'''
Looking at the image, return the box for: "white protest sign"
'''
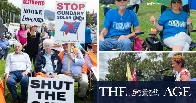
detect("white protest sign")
[91,67,98,80]
[28,77,74,103]
[21,0,45,26]
[55,1,86,43]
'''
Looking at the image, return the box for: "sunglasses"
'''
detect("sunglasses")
[116,0,127,2]
[30,35,36,38]
[172,1,182,3]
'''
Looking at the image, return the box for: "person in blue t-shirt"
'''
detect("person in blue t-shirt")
[150,0,193,51]
[85,23,92,51]
[99,0,141,51]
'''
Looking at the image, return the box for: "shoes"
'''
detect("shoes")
[12,96,20,103]
[79,97,89,103]
[21,99,27,103]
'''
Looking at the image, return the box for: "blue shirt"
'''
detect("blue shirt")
[158,9,189,40]
[104,8,139,37]
[0,38,9,49]
[62,49,85,75]
[43,52,53,75]
[85,28,92,43]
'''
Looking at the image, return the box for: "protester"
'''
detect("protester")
[99,0,141,51]
[0,33,10,60]
[16,24,29,51]
[34,39,62,77]
[85,39,97,70]
[24,24,45,64]
[58,43,88,101]
[85,23,92,51]
[5,42,31,103]
[150,0,193,51]
[172,55,191,81]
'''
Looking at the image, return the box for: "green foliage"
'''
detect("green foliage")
[105,53,141,81]
[0,1,21,23]
[86,11,97,25]
[105,52,196,81]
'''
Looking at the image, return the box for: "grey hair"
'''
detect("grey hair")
[14,42,22,48]
[43,39,54,48]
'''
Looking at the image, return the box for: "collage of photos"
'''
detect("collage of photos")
[0,0,196,103]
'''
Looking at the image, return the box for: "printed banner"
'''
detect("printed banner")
[21,0,45,26]
[55,1,86,43]
[28,77,74,103]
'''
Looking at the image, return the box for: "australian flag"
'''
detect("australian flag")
[60,21,80,35]
[132,67,137,81]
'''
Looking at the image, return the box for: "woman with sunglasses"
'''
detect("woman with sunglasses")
[150,0,193,51]
[24,24,45,64]
[172,55,190,81]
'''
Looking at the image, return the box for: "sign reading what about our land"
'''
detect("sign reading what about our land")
[55,1,86,43]
[21,0,45,26]
[27,77,74,103]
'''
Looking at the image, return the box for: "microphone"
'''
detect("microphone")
[159,68,170,73]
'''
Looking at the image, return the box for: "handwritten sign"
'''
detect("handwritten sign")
[21,0,45,26]
[28,77,74,103]
[55,1,86,43]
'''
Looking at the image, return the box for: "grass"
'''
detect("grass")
[0,47,93,103]
[99,0,196,50]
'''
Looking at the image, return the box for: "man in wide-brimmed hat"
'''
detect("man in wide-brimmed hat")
[85,38,97,71]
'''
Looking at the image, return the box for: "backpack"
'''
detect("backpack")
[143,37,163,51]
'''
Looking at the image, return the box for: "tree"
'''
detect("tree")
[105,52,196,81]
[86,11,97,25]
[105,53,141,81]
[0,1,21,24]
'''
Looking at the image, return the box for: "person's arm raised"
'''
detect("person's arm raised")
[150,16,163,31]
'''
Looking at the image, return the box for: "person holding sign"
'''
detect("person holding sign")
[34,39,62,78]
[5,42,32,103]
[99,0,141,51]
[58,43,88,99]
[24,24,45,64]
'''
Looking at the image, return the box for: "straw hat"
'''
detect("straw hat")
[89,38,97,46]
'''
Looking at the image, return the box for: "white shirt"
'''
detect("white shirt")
[5,52,32,74]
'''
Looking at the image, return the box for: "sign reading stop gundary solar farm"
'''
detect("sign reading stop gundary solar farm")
[55,1,86,43]
[21,0,45,26]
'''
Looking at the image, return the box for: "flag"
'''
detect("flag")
[132,67,137,81]
[126,63,132,81]
[91,9,94,18]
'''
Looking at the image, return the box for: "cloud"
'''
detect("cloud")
[99,52,119,79]
[8,0,97,13]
